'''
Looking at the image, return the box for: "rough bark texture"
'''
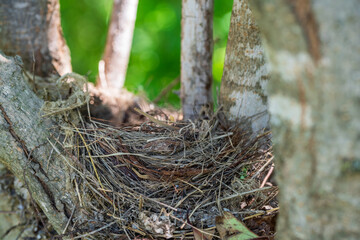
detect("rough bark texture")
[219,0,269,135]
[0,0,71,77]
[98,0,138,90]
[181,0,213,120]
[0,167,30,239]
[0,54,76,233]
[249,0,360,239]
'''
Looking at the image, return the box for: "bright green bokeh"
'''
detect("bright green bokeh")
[60,0,232,108]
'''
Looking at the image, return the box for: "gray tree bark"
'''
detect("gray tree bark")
[0,0,72,77]
[98,0,139,91]
[181,0,213,120]
[0,1,72,237]
[249,0,360,239]
[219,0,270,136]
[0,54,76,234]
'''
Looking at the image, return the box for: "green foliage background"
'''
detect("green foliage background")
[60,0,232,108]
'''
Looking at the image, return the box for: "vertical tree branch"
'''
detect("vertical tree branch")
[99,0,139,90]
[219,0,270,136]
[181,0,213,120]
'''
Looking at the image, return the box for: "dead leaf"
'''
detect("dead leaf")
[139,211,174,239]
[193,227,215,240]
[216,212,258,240]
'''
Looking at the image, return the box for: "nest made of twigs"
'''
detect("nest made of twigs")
[57,109,277,239]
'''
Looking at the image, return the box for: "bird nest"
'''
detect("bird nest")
[55,108,277,239]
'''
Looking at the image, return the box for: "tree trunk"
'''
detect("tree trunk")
[0,0,71,77]
[0,54,76,234]
[249,0,360,239]
[219,0,270,136]
[98,0,138,91]
[0,1,72,237]
[181,0,213,120]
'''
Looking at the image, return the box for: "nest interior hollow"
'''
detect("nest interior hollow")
[59,112,277,239]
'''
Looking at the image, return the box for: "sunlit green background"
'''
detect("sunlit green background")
[60,0,232,108]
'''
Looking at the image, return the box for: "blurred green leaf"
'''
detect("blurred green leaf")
[60,0,233,108]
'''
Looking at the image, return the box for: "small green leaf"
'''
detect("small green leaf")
[215,212,258,240]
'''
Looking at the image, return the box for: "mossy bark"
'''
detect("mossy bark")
[219,0,270,136]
